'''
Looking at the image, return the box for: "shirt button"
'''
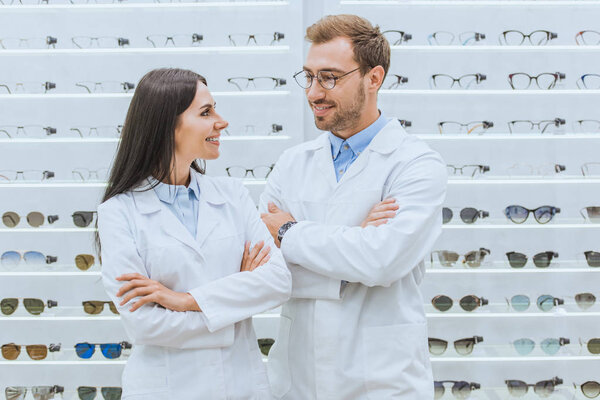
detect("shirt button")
[343,145,349,150]
[339,169,344,174]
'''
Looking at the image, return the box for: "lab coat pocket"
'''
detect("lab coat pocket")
[363,322,430,399]
[122,347,169,395]
[267,315,292,398]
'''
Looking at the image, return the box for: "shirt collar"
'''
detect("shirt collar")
[150,168,200,205]
[328,111,388,159]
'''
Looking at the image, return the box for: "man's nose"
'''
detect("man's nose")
[306,81,326,103]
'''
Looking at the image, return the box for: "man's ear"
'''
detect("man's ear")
[368,65,385,92]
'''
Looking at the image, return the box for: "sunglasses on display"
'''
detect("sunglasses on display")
[1,343,61,360]
[146,33,203,48]
[438,120,493,134]
[504,205,560,224]
[505,251,559,269]
[581,206,600,223]
[72,168,109,182]
[2,212,59,228]
[228,32,284,46]
[428,336,484,356]
[258,338,274,356]
[225,165,274,179]
[69,125,122,138]
[293,68,360,90]
[227,76,286,91]
[507,294,564,312]
[0,125,57,139]
[382,74,408,90]
[0,81,56,94]
[576,30,600,45]
[71,36,129,49]
[72,211,97,228]
[431,248,491,268]
[77,386,122,400]
[222,124,283,136]
[5,385,64,400]
[442,208,489,224]
[508,72,565,90]
[75,254,96,270]
[576,381,600,398]
[0,36,57,50]
[0,298,57,315]
[581,338,600,354]
[0,170,54,182]
[431,294,488,312]
[431,73,486,89]
[575,292,596,310]
[446,164,490,178]
[74,341,131,359]
[584,251,600,267]
[499,30,557,46]
[507,117,565,134]
[75,81,135,94]
[505,377,563,397]
[381,30,412,45]
[512,337,569,356]
[82,301,119,315]
[1,251,57,266]
[434,381,480,399]
[428,31,486,46]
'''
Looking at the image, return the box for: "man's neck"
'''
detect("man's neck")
[331,107,380,140]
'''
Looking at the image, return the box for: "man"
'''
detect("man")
[260,14,447,400]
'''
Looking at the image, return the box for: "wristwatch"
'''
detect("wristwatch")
[277,221,297,244]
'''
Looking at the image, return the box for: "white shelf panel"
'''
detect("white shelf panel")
[0,361,125,365]
[0,271,101,276]
[0,91,290,100]
[0,135,291,143]
[0,46,290,56]
[442,224,600,230]
[342,0,600,5]
[417,134,600,140]
[430,356,600,362]
[0,316,119,321]
[426,268,600,274]
[379,90,600,96]
[0,228,95,233]
[0,1,289,10]
[426,312,600,318]
[391,45,600,52]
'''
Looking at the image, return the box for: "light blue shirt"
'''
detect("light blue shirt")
[328,111,389,182]
[151,171,200,238]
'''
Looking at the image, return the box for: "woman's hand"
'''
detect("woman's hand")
[361,198,399,228]
[241,241,271,272]
[116,273,201,312]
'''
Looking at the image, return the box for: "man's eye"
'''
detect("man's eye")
[322,72,336,80]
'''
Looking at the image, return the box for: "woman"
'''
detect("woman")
[96,68,291,399]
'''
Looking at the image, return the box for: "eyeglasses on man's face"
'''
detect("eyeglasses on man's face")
[499,30,557,46]
[293,68,360,90]
[146,33,203,48]
[0,36,57,49]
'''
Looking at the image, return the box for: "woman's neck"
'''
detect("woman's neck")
[167,160,192,187]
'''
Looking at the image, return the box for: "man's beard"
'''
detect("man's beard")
[313,84,366,133]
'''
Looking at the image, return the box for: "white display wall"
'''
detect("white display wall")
[1,0,600,398]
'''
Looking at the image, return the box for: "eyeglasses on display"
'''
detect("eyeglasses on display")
[74,341,131,359]
[228,32,284,46]
[75,81,135,93]
[398,119,411,128]
[0,298,57,315]
[434,381,480,399]
[446,164,490,177]
[1,251,57,266]
[146,33,203,47]
[575,119,600,133]
[576,30,600,45]
[582,163,600,177]
[222,124,282,136]
[0,81,56,94]
[431,294,488,312]
[505,251,559,268]
[428,336,484,356]
[293,68,359,90]
[72,211,97,228]
[228,76,286,91]
[225,165,274,179]
[72,168,109,182]
[0,125,57,138]
[508,72,565,90]
[508,117,565,134]
[438,120,493,134]
[382,74,408,90]
[507,294,564,312]
[506,163,565,177]
[505,377,563,397]
[1,343,60,360]
[431,73,486,89]
[431,248,491,268]
[0,36,57,49]
[258,338,274,356]
[382,30,412,45]
[2,212,59,228]
[71,36,129,49]
[69,125,122,138]
[5,385,64,400]
[77,386,122,400]
[512,337,569,356]
[581,206,600,223]
[499,30,557,46]
[428,31,485,46]
[0,170,54,182]
[578,74,600,90]
[576,381,600,398]
[504,205,560,224]
[442,207,489,224]
[82,301,118,315]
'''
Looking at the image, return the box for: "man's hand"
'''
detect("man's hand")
[361,198,399,228]
[260,202,296,247]
[241,240,271,272]
[116,273,200,312]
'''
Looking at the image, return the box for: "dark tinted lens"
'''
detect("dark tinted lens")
[588,338,600,354]
[505,205,529,223]
[582,381,600,398]
[25,344,47,360]
[75,254,95,270]
[75,343,94,359]
[506,380,528,396]
[532,252,553,268]
[576,293,596,310]
[1,298,18,315]
[534,206,554,224]
[26,212,44,227]
[2,211,20,228]
[432,295,453,311]
[511,295,530,311]
[436,251,459,267]
[77,386,96,400]
[434,382,444,399]
[108,302,119,314]
[459,295,480,311]
[537,295,556,312]
[101,387,122,400]
[452,381,473,399]
[459,208,479,223]
[534,379,556,397]
[454,338,475,355]
[73,212,93,227]
[257,338,274,356]
[464,250,487,267]
[82,301,103,315]
[586,206,600,223]
[1,343,21,360]
[585,251,600,267]
[100,343,122,359]
[442,208,453,224]
[507,252,528,268]
[23,298,44,315]
[428,338,448,355]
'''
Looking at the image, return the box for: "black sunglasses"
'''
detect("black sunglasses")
[506,251,559,268]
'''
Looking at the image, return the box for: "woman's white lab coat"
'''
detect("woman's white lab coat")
[98,172,291,400]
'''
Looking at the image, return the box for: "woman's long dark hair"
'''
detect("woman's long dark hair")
[95,68,207,258]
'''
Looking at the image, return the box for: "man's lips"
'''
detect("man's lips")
[312,104,334,116]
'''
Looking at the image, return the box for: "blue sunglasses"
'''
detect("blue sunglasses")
[74,342,131,359]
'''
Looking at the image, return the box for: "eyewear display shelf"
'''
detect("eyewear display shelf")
[0,0,304,396]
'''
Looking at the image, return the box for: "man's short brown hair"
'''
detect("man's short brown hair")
[306,14,390,80]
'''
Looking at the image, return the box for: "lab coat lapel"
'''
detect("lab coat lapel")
[312,134,337,190]
[195,173,226,249]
